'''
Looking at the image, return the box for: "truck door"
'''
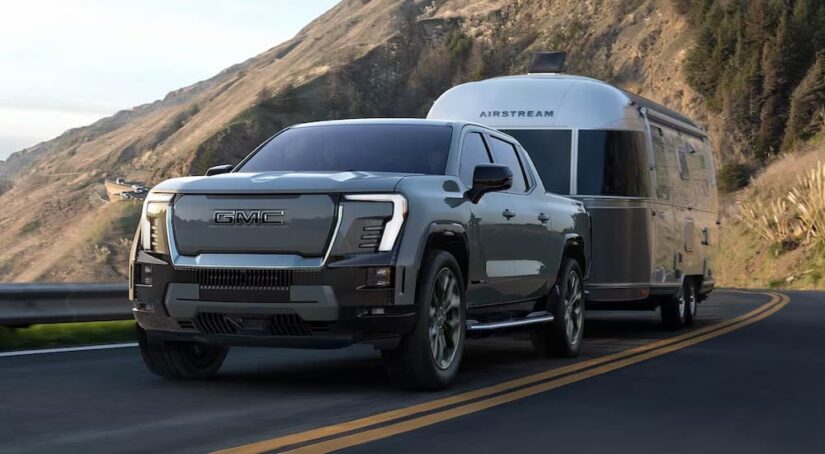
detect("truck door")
[457,131,500,307]
[481,135,548,302]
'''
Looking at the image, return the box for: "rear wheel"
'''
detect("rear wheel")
[137,325,228,379]
[661,278,694,330]
[531,258,585,358]
[684,280,699,326]
[382,250,466,390]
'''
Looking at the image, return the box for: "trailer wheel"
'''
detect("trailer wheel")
[137,325,228,379]
[661,279,692,330]
[531,258,585,358]
[684,280,699,326]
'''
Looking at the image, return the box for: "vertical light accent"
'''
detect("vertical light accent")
[344,194,408,251]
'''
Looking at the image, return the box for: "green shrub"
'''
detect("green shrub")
[718,162,750,192]
[768,278,786,289]
[20,220,41,235]
[446,30,473,60]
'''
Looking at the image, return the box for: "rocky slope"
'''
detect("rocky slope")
[0,0,711,282]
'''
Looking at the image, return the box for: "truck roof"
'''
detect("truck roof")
[290,118,487,130]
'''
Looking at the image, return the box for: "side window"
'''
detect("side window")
[458,132,492,187]
[652,126,672,200]
[577,130,651,197]
[487,136,528,193]
[685,135,712,208]
[677,141,690,181]
[660,126,692,206]
[502,129,572,194]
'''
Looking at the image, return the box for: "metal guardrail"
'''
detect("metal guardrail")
[0,283,131,326]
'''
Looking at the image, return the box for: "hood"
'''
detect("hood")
[151,171,409,194]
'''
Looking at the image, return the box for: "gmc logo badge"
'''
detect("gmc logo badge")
[213,210,285,225]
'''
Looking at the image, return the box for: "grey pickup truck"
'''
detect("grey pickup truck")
[130,119,590,389]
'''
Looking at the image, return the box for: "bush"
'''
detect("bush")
[20,220,41,235]
[446,30,473,60]
[718,162,750,192]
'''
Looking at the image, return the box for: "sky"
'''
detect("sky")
[0,0,339,161]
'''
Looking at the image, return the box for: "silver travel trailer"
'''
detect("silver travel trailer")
[427,53,718,328]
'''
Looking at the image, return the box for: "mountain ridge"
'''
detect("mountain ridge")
[0,0,804,283]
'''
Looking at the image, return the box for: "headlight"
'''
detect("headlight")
[140,192,174,253]
[344,194,407,252]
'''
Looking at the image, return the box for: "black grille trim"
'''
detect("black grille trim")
[180,268,292,290]
[194,312,313,337]
[174,268,322,289]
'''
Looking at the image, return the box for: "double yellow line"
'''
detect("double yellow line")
[217,292,789,454]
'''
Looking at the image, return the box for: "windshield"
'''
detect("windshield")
[238,124,453,174]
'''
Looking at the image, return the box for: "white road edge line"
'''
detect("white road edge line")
[0,342,138,358]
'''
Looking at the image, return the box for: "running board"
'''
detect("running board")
[466,311,555,332]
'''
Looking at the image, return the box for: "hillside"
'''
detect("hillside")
[715,133,825,289]
[0,0,822,283]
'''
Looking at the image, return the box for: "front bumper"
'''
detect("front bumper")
[131,252,416,349]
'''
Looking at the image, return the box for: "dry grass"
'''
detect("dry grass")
[788,164,825,243]
[717,135,825,289]
[736,160,825,248]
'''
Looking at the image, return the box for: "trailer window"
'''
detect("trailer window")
[577,130,650,197]
[652,126,674,200]
[501,129,571,194]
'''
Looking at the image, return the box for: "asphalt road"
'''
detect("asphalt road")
[0,290,821,453]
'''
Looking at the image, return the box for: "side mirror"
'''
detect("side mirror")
[466,164,512,203]
[205,164,233,176]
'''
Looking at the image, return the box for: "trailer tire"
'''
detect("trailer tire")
[661,279,692,330]
[684,279,699,326]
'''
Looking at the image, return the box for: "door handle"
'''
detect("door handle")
[538,213,550,224]
[502,209,516,220]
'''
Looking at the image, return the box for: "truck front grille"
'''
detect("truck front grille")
[173,268,323,303]
[182,268,293,290]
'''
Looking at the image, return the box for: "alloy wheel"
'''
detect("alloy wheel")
[563,270,584,346]
[429,268,462,370]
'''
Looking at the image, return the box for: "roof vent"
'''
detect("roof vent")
[528,51,567,74]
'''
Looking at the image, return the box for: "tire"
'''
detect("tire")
[683,279,699,326]
[137,325,228,380]
[382,250,466,390]
[661,279,693,330]
[531,258,585,358]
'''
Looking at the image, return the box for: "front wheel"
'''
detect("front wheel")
[531,258,585,358]
[137,325,228,379]
[382,250,466,390]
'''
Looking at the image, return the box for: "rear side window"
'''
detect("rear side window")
[487,136,528,193]
[502,129,572,194]
[458,132,492,186]
[577,130,650,197]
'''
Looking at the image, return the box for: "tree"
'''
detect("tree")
[783,55,825,149]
